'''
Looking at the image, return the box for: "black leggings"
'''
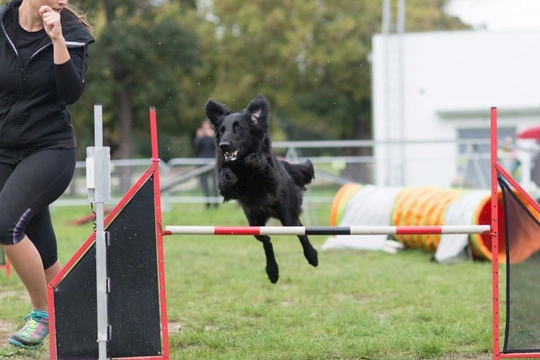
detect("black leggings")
[0,148,76,269]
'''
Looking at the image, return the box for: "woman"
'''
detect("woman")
[0,0,94,349]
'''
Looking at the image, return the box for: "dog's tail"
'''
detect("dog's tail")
[282,159,315,190]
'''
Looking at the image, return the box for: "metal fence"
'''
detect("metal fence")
[56,137,540,209]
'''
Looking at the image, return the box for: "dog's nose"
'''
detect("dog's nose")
[220,142,231,152]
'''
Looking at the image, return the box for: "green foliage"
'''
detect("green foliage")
[69,0,200,160]
[67,0,469,159]
[196,1,376,141]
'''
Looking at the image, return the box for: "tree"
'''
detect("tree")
[194,0,468,144]
[69,0,468,166]
[189,0,469,183]
[68,0,200,192]
[70,0,200,161]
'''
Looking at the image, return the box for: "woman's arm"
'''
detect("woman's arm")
[40,5,89,104]
[54,48,89,104]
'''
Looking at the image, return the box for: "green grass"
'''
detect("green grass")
[0,201,502,359]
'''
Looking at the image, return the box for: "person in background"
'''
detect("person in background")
[498,136,521,181]
[194,119,218,209]
[0,0,94,349]
[532,149,540,188]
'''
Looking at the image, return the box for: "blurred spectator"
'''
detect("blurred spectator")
[498,137,521,181]
[532,149,540,187]
[194,119,218,209]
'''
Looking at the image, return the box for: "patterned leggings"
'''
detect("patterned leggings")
[0,148,76,269]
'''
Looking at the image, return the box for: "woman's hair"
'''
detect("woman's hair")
[6,1,94,33]
[64,3,94,34]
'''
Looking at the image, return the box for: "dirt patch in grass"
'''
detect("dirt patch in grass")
[439,353,492,359]
[0,319,12,344]
[169,321,182,333]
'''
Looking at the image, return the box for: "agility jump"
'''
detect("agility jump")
[46,106,540,360]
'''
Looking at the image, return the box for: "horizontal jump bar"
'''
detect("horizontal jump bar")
[163,225,491,236]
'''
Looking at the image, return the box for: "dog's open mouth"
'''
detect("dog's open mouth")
[224,148,242,162]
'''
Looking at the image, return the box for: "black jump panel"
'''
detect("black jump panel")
[499,175,540,354]
[54,175,162,358]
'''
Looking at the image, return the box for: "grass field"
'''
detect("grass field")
[0,199,503,359]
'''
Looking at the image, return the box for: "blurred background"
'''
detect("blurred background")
[52,0,540,209]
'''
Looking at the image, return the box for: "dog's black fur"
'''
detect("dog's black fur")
[204,94,318,283]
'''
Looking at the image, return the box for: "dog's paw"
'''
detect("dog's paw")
[220,188,238,199]
[220,170,238,190]
[305,247,319,267]
[244,153,265,169]
[266,264,279,284]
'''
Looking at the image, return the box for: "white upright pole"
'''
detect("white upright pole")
[87,105,111,360]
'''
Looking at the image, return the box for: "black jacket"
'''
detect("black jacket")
[0,0,94,159]
[194,135,216,158]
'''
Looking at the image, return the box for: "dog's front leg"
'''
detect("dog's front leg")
[255,235,279,284]
[244,153,268,170]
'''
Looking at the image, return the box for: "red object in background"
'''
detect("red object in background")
[517,125,540,139]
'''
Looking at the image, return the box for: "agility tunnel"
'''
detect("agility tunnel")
[326,182,540,263]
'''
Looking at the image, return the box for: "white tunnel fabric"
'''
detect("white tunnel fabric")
[321,185,403,252]
[435,190,489,263]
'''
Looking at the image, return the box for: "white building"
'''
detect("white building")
[371,30,540,192]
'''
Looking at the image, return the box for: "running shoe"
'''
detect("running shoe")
[7,310,49,349]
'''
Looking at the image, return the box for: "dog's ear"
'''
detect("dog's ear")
[204,99,230,127]
[247,94,269,124]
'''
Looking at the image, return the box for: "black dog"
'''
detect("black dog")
[204,94,318,283]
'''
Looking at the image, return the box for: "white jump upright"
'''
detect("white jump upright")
[85,105,111,360]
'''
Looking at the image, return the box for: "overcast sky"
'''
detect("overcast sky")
[446,0,540,31]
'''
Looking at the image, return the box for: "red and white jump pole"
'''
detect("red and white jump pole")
[164,225,490,236]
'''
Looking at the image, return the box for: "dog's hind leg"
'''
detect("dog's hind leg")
[297,233,319,268]
[281,219,319,268]
[255,235,279,284]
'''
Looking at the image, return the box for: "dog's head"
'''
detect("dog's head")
[204,95,270,163]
